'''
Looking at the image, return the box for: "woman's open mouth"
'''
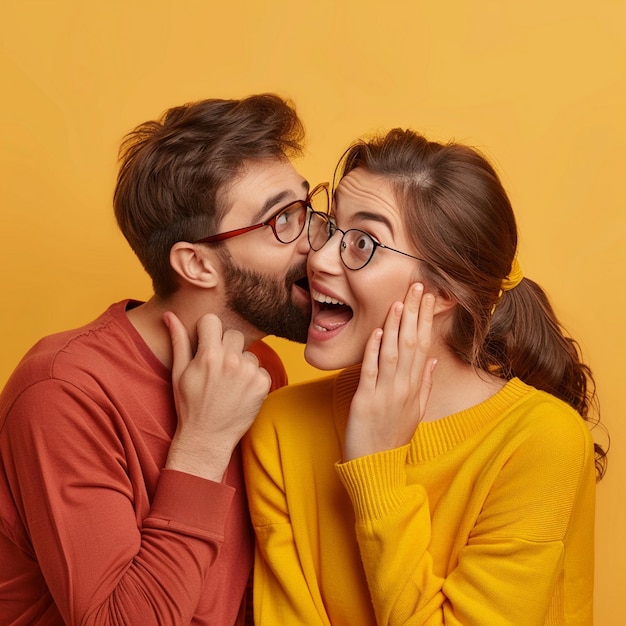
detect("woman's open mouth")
[310,288,353,332]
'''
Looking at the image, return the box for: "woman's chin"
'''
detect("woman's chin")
[304,342,360,372]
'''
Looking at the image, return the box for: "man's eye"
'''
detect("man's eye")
[275,211,290,228]
[275,204,299,228]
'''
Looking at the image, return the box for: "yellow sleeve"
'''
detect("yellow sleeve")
[335,413,596,625]
[336,446,448,624]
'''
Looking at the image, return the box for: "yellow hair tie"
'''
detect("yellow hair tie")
[501,257,523,292]
[491,258,523,315]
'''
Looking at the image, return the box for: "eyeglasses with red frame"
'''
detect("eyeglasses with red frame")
[194,183,329,245]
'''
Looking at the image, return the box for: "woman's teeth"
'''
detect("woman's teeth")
[311,289,345,306]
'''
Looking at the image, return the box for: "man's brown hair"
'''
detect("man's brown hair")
[114,94,304,298]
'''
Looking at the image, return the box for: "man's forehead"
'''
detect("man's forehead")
[222,159,308,222]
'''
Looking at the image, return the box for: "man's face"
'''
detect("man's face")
[214,158,312,343]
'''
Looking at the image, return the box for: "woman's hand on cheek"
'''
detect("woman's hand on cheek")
[343,283,437,462]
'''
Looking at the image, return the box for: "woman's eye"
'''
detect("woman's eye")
[351,232,375,256]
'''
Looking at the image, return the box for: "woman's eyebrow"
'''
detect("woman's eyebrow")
[352,210,394,232]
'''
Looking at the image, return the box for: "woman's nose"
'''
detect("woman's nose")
[307,230,343,274]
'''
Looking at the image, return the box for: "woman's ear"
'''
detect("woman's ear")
[433,290,456,317]
[169,242,220,288]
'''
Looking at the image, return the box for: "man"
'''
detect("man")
[0,94,326,625]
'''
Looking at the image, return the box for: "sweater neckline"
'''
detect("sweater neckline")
[333,365,533,462]
[109,300,171,380]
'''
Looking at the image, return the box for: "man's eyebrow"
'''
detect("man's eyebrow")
[253,180,310,222]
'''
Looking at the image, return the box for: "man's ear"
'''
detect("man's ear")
[169,242,220,288]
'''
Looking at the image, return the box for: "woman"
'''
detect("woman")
[243,129,606,625]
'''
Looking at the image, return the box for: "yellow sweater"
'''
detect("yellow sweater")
[243,367,596,625]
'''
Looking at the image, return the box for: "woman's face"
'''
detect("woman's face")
[305,168,425,370]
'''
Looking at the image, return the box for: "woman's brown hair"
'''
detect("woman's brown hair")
[340,128,607,479]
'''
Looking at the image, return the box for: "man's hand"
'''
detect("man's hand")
[163,312,271,481]
[344,283,436,462]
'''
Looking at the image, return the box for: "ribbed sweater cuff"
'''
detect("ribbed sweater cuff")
[335,445,411,523]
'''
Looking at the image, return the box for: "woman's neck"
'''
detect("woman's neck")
[421,351,506,422]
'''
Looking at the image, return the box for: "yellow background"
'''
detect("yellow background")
[1,1,624,622]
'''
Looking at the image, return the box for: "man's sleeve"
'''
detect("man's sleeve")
[2,378,236,625]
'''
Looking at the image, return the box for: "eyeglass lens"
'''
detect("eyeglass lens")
[274,184,329,243]
[308,213,376,270]
[273,202,308,243]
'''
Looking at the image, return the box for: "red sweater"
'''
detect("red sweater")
[0,300,287,625]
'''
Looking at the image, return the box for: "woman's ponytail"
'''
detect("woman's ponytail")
[487,278,607,479]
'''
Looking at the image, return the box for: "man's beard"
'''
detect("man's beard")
[220,255,311,344]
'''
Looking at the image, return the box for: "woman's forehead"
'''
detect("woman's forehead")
[335,169,403,229]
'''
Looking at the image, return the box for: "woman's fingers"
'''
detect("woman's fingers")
[417,358,437,422]
[375,301,404,388]
[396,283,425,375]
[358,327,384,393]
[409,290,435,381]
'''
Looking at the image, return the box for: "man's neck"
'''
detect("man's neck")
[126,297,176,368]
[126,295,264,369]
